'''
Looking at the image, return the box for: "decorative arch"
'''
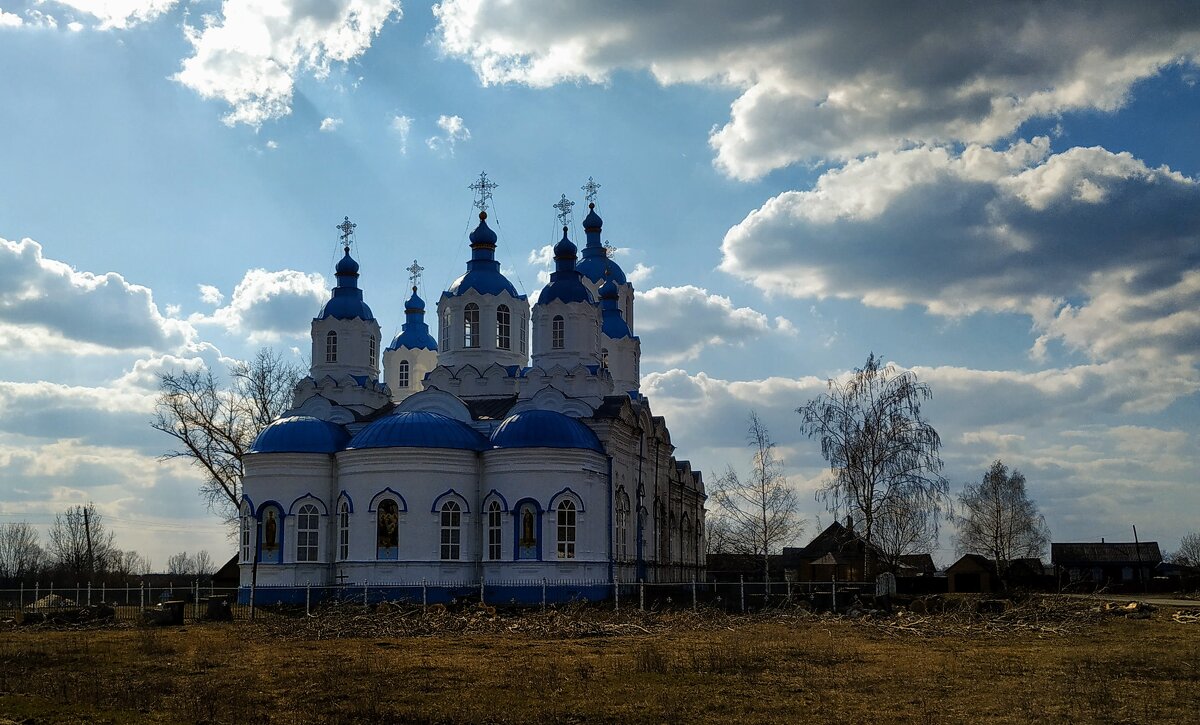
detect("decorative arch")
[288,493,328,516]
[548,486,585,513]
[255,500,285,564]
[396,388,473,421]
[430,488,470,514]
[325,330,338,362]
[240,494,256,513]
[482,489,510,512]
[512,497,543,561]
[336,490,354,513]
[368,487,408,513]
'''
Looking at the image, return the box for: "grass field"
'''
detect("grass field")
[1,601,1197,724]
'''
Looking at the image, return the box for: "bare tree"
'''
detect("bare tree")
[704,514,736,555]
[873,496,939,570]
[166,551,195,577]
[152,348,304,524]
[112,549,152,579]
[48,503,117,579]
[710,412,804,582]
[955,460,1050,578]
[1169,531,1200,566]
[798,353,949,577]
[0,522,45,582]
[193,550,216,577]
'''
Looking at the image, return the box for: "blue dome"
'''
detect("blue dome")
[599,280,619,299]
[553,228,577,259]
[491,410,605,453]
[318,249,375,321]
[445,212,525,300]
[536,228,593,306]
[348,411,489,451]
[387,286,437,351]
[251,416,350,454]
[335,249,359,276]
[582,203,602,230]
[469,213,498,246]
[600,278,632,339]
[576,255,627,286]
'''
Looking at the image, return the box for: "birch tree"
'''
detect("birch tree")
[954,460,1050,574]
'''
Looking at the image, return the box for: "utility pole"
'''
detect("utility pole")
[83,505,95,579]
[1132,524,1143,591]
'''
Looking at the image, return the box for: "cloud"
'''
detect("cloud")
[198,284,224,305]
[47,0,177,30]
[174,0,402,127]
[319,116,343,132]
[433,0,1200,178]
[389,113,412,153]
[627,262,654,286]
[720,141,1200,372]
[0,237,193,352]
[636,285,790,364]
[0,10,24,27]
[190,268,328,341]
[425,114,470,154]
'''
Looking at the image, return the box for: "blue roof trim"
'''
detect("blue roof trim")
[444,268,525,299]
[576,254,627,285]
[548,486,586,513]
[336,490,354,514]
[602,310,632,339]
[490,410,605,453]
[536,276,595,305]
[387,329,438,351]
[250,416,350,454]
[348,411,490,451]
[483,489,510,512]
[289,494,328,516]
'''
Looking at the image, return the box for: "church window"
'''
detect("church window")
[369,335,377,365]
[337,501,350,561]
[556,500,576,559]
[376,499,399,560]
[297,504,319,562]
[681,515,691,565]
[440,501,462,560]
[601,348,609,369]
[397,360,410,388]
[496,305,511,349]
[519,313,527,353]
[325,331,338,363]
[552,315,564,349]
[464,304,480,348]
[240,503,253,563]
[487,501,502,560]
[616,491,630,561]
[441,310,450,348]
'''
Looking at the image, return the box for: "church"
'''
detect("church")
[239,177,706,604]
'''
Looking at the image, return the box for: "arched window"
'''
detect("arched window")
[441,310,450,348]
[297,504,319,562]
[376,499,399,560]
[556,500,576,559]
[325,330,338,363]
[464,303,480,348]
[519,313,527,353]
[496,305,511,349]
[397,359,410,388]
[668,512,677,561]
[615,491,630,561]
[368,335,377,365]
[601,348,609,369]
[240,503,253,563]
[487,500,502,560]
[337,501,350,561]
[552,315,565,349]
[681,515,691,565]
[440,501,462,560]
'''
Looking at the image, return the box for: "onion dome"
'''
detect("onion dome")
[347,411,489,451]
[318,247,376,320]
[576,203,627,285]
[600,279,632,339]
[386,286,438,351]
[445,211,524,298]
[250,416,350,454]
[490,410,605,453]
[535,227,594,306]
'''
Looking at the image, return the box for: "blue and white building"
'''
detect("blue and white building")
[240,193,706,604]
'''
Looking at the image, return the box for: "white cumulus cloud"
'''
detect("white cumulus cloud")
[174,0,402,127]
[46,0,177,30]
[636,285,789,364]
[425,114,470,154]
[389,113,413,153]
[319,116,343,132]
[190,268,328,341]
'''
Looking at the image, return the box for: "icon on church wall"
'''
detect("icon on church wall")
[259,507,282,564]
[517,503,538,560]
[376,499,399,560]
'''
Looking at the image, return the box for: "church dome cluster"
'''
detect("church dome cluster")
[238,175,704,607]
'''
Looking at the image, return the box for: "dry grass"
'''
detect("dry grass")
[0,601,1197,724]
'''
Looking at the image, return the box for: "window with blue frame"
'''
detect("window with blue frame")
[517,502,538,560]
[325,331,337,363]
[240,503,253,563]
[487,501,502,560]
[556,500,576,559]
[296,504,319,562]
[337,500,350,561]
[376,499,399,560]
[440,501,461,560]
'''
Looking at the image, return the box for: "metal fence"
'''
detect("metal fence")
[0,578,876,625]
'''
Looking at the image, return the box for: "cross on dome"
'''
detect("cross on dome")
[469,171,499,212]
[553,194,575,226]
[337,216,356,247]
[407,259,424,288]
[603,240,617,258]
[581,176,601,203]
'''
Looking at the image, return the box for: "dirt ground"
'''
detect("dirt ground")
[1,600,1197,724]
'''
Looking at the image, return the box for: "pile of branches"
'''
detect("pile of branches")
[1172,610,1200,625]
[860,595,1112,639]
[251,600,733,641]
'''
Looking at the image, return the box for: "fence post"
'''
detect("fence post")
[34,583,39,612]
[639,579,645,611]
[363,581,369,607]
[306,582,311,617]
[76,582,80,607]
[831,574,837,612]
[249,577,256,621]
[480,575,485,605]
[422,579,427,609]
[613,576,619,612]
[740,575,746,613]
[101,582,106,605]
[691,577,697,611]
[786,579,792,603]
[20,582,24,609]
[541,578,547,612]
[140,582,145,610]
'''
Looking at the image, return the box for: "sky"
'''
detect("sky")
[0,0,1197,569]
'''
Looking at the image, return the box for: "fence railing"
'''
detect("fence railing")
[0,577,877,625]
